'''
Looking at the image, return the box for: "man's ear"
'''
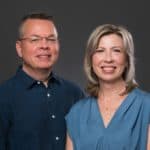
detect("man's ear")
[16,41,23,58]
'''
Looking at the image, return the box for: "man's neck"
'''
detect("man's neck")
[22,66,51,86]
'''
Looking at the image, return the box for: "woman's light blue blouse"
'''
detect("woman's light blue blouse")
[65,88,150,150]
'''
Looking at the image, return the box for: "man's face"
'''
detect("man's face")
[16,19,59,73]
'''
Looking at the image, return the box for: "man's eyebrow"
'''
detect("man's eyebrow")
[28,34,57,37]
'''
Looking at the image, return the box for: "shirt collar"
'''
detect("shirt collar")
[15,66,61,89]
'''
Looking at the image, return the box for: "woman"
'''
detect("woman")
[65,24,150,150]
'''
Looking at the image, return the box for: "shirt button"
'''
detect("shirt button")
[37,81,41,84]
[55,136,60,141]
[47,93,51,97]
[51,115,56,119]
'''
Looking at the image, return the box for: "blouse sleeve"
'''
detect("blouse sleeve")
[65,101,82,141]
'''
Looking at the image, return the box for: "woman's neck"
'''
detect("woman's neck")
[98,80,126,99]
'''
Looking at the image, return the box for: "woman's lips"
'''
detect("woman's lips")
[101,66,116,73]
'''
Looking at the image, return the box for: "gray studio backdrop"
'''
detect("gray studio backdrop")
[0,0,150,91]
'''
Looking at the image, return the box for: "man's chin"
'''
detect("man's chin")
[36,66,52,71]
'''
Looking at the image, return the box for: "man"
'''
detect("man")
[0,13,84,150]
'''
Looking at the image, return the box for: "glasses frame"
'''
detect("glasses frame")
[19,35,58,45]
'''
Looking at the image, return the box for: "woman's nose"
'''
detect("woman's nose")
[104,52,113,62]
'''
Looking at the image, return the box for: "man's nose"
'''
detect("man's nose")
[40,38,49,48]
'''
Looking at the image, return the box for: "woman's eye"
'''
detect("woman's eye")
[95,49,104,53]
[113,49,121,52]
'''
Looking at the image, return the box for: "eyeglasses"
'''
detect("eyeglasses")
[19,36,58,45]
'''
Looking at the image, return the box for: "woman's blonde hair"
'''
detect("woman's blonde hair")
[84,24,138,97]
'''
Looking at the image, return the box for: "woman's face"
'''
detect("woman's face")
[92,33,127,84]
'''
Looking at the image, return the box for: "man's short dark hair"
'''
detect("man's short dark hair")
[18,12,55,39]
[21,12,54,22]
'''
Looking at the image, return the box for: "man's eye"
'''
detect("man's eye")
[31,38,40,42]
[47,38,57,41]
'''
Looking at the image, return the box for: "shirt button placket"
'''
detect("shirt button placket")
[51,114,56,119]
[55,136,60,141]
[47,93,51,98]
[37,81,41,85]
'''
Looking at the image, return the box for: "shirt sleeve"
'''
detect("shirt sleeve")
[0,89,12,150]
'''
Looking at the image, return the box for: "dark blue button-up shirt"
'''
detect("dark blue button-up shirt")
[0,67,85,150]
